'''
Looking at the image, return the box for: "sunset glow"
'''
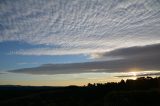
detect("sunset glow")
[0,0,160,86]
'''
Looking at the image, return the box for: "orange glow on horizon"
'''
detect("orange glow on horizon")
[129,68,143,72]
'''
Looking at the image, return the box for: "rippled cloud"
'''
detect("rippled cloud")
[0,0,160,56]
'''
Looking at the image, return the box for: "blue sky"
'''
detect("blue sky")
[0,0,160,86]
[0,41,89,71]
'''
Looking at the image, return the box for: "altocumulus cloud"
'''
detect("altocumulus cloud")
[0,0,160,56]
[9,43,160,75]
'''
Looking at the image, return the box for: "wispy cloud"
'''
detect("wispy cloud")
[0,0,160,56]
[9,44,160,75]
[17,62,39,65]
[115,72,160,78]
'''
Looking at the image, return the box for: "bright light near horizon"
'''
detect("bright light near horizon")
[126,70,160,77]
[126,68,142,76]
[129,68,142,72]
[129,72,137,76]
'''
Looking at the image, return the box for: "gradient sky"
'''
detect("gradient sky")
[0,0,160,86]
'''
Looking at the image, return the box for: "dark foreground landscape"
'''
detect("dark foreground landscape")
[0,77,160,106]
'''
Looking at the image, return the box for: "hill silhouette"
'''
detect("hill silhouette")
[0,76,160,106]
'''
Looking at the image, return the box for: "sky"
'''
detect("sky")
[0,0,160,86]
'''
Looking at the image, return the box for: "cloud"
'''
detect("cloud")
[115,72,160,78]
[0,72,6,74]
[0,0,160,56]
[9,43,160,75]
[17,62,39,65]
[11,47,107,56]
[90,43,160,60]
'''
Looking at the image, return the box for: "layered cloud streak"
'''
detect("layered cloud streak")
[9,43,160,75]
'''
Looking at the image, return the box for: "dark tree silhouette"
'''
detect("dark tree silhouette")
[0,77,160,106]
